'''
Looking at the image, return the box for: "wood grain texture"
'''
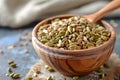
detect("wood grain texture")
[32,15,116,76]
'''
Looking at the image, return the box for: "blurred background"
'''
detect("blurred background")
[0,0,120,80]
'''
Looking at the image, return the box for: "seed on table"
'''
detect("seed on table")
[97,66,104,73]
[10,73,15,77]
[25,49,30,53]
[19,43,28,47]
[36,71,41,74]
[5,73,9,77]
[10,63,17,68]
[47,76,53,80]
[10,73,20,79]
[45,65,49,69]
[25,77,33,80]
[22,30,29,35]
[73,76,79,80]
[7,67,12,73]
[13,73,20,79]
[48,67,55,72]
[0,50,3,54]
[7,45,15,49]
[8,60,14,65]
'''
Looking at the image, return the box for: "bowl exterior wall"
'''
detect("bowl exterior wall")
[32,37,115,76]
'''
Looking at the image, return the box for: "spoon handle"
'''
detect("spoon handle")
[87,0,120,22]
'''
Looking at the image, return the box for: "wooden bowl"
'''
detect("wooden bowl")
[32,15,116,76]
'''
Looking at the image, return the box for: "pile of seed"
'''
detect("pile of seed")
[6,60,20,79]
[37,16,111,50]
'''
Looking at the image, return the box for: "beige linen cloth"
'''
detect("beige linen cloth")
[0,0,120,28]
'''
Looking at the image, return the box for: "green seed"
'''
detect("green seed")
[48,67,55,72]
[36,71,41,74]
[24,77,33,80]
[96,39,103,46]
[7,67,12,73]
[41,39,48,44]
[87,42,94,48]
[8,60,14,65]
[101,36,108,41]
[57,39,62,47]
[73,28,75,32]
[10,63,17,68]
[10,73,15,77]
[45,42,55,47]
[5,73,9,77]
[97,66,104,73]
[68,26,72,33]
[47,76,53,80]
[73,76,79,80]
[12,73,20,79]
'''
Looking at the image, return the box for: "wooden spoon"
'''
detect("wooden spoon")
[85,0,120,23]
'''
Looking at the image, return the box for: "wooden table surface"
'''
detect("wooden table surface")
[0,18,120,80]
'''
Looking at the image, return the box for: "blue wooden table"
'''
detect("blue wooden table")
[0,19,120,80]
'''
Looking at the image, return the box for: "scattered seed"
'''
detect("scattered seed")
[10,73,20,79]
[5,73,9,77]
[47,76,53,80]
[19,43,28,47]
[10,73,15,77]
[47,67,55,72]
[36,71,41,74]
[7,67,12,73]
[13,73,20,79]
[0,50,3,54]
[23,30,29,35]
[19,36,31,42]
[24,77,33,80]
[73,76,79,80]
[8,60,14,65]
[8,45,15,49]
[45,65,49,69]
[10,63,17,68]
[25,49,30,53]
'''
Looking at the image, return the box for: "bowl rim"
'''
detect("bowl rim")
[32,15,116,54]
